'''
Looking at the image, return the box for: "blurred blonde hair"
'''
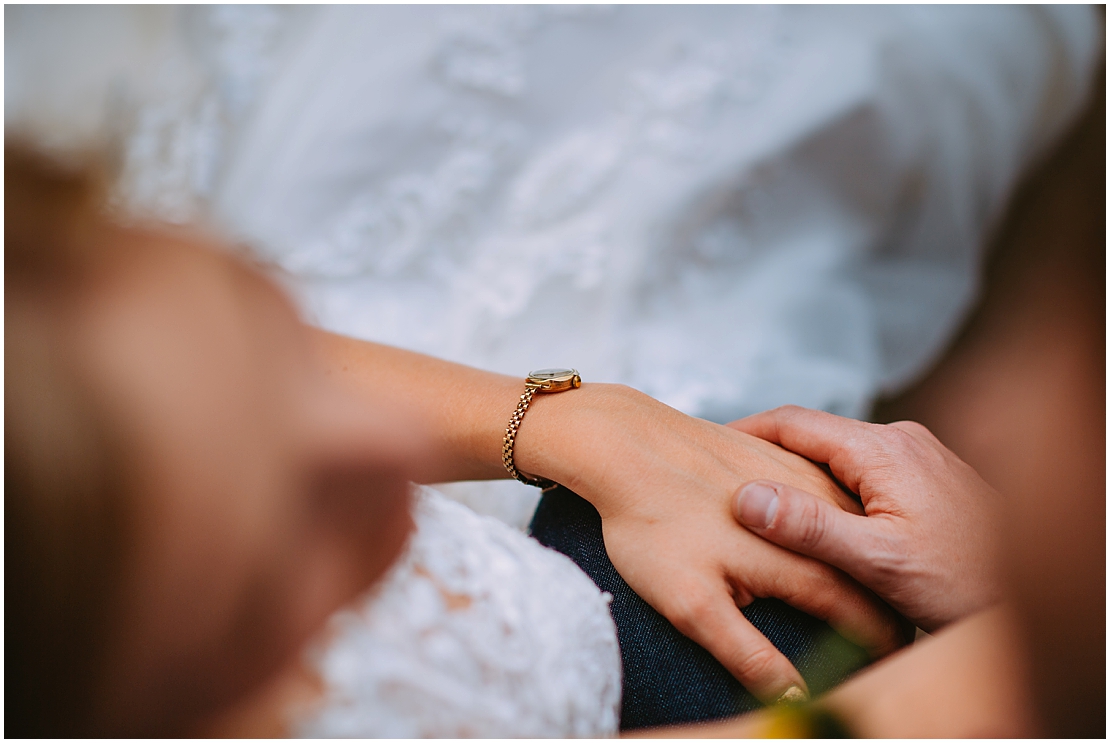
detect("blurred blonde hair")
[5,144,134,736]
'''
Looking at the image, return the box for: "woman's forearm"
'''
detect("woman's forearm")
[310,328,521,483]
[309,328,664,500]
[311,327,845,510]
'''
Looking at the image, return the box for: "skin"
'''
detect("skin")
[631,409,1033,739]
[58,225,904,731]
[317,339,907,704]
[636,606,1037,739]
[515,385,906,699]
[729,406,1003,632]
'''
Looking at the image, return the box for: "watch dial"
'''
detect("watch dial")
[530,368,575,381]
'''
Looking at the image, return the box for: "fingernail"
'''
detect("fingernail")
[738,483,779,528]
[776,685,809,705]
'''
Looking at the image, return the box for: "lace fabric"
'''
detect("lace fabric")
[195,7,1102,420]
[292,487,621,738]
[8,6,1097,422]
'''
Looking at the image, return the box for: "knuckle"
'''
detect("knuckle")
[884,426,916,452]
[864,532,909,585]
[772,404,805,421]
[869,428,912,467]
[783,563,839,611]
[733,644,781,685]
[882,427,950,475]
[892,419,931,438]
[668,590,716,635]
[793,498,830,552]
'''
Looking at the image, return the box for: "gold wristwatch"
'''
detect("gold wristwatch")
[502,368,581,489]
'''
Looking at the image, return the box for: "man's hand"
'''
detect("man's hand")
[517,386,908,704]
[728,406,1003,632]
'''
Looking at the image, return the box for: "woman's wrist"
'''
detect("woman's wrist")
[510,382,668,513]
[507,381,599,490]
[309,337,691,503]
[512,381,865,519]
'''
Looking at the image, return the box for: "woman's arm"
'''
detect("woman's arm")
[310,329,521,483]
[310,329,906,703]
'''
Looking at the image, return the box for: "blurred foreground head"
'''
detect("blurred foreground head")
[5,145,423,736]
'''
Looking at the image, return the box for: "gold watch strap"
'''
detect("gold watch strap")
[502,369,580,489]
[502,384,556,489]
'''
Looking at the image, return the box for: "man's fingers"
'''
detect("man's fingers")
[727,405,870,456]
[887,419,941,445]
[733,480,910,654]
[727,406,882,492]
[665,581,809,705]
[734,479,883,582]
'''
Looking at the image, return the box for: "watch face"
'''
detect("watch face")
[527,368,581,391]
[529,368,577,382]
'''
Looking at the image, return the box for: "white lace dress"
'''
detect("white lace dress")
[291,487,621,738]
[7,6,1098,426]
[4,6,1100,736]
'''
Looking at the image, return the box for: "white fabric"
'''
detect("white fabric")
[7,6,1098,424]
[291,486,621,738]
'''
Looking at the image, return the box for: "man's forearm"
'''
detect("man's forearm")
[639,606,1036,739]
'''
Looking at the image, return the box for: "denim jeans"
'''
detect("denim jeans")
[529,486,870,731]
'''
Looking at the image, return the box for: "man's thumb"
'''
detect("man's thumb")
[734,480,870,577]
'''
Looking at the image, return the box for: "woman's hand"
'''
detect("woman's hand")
[312,335,906,704]
[514,385,908,704]
[728,406,1004,632]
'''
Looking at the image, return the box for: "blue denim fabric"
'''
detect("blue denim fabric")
[529,486,871,731]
